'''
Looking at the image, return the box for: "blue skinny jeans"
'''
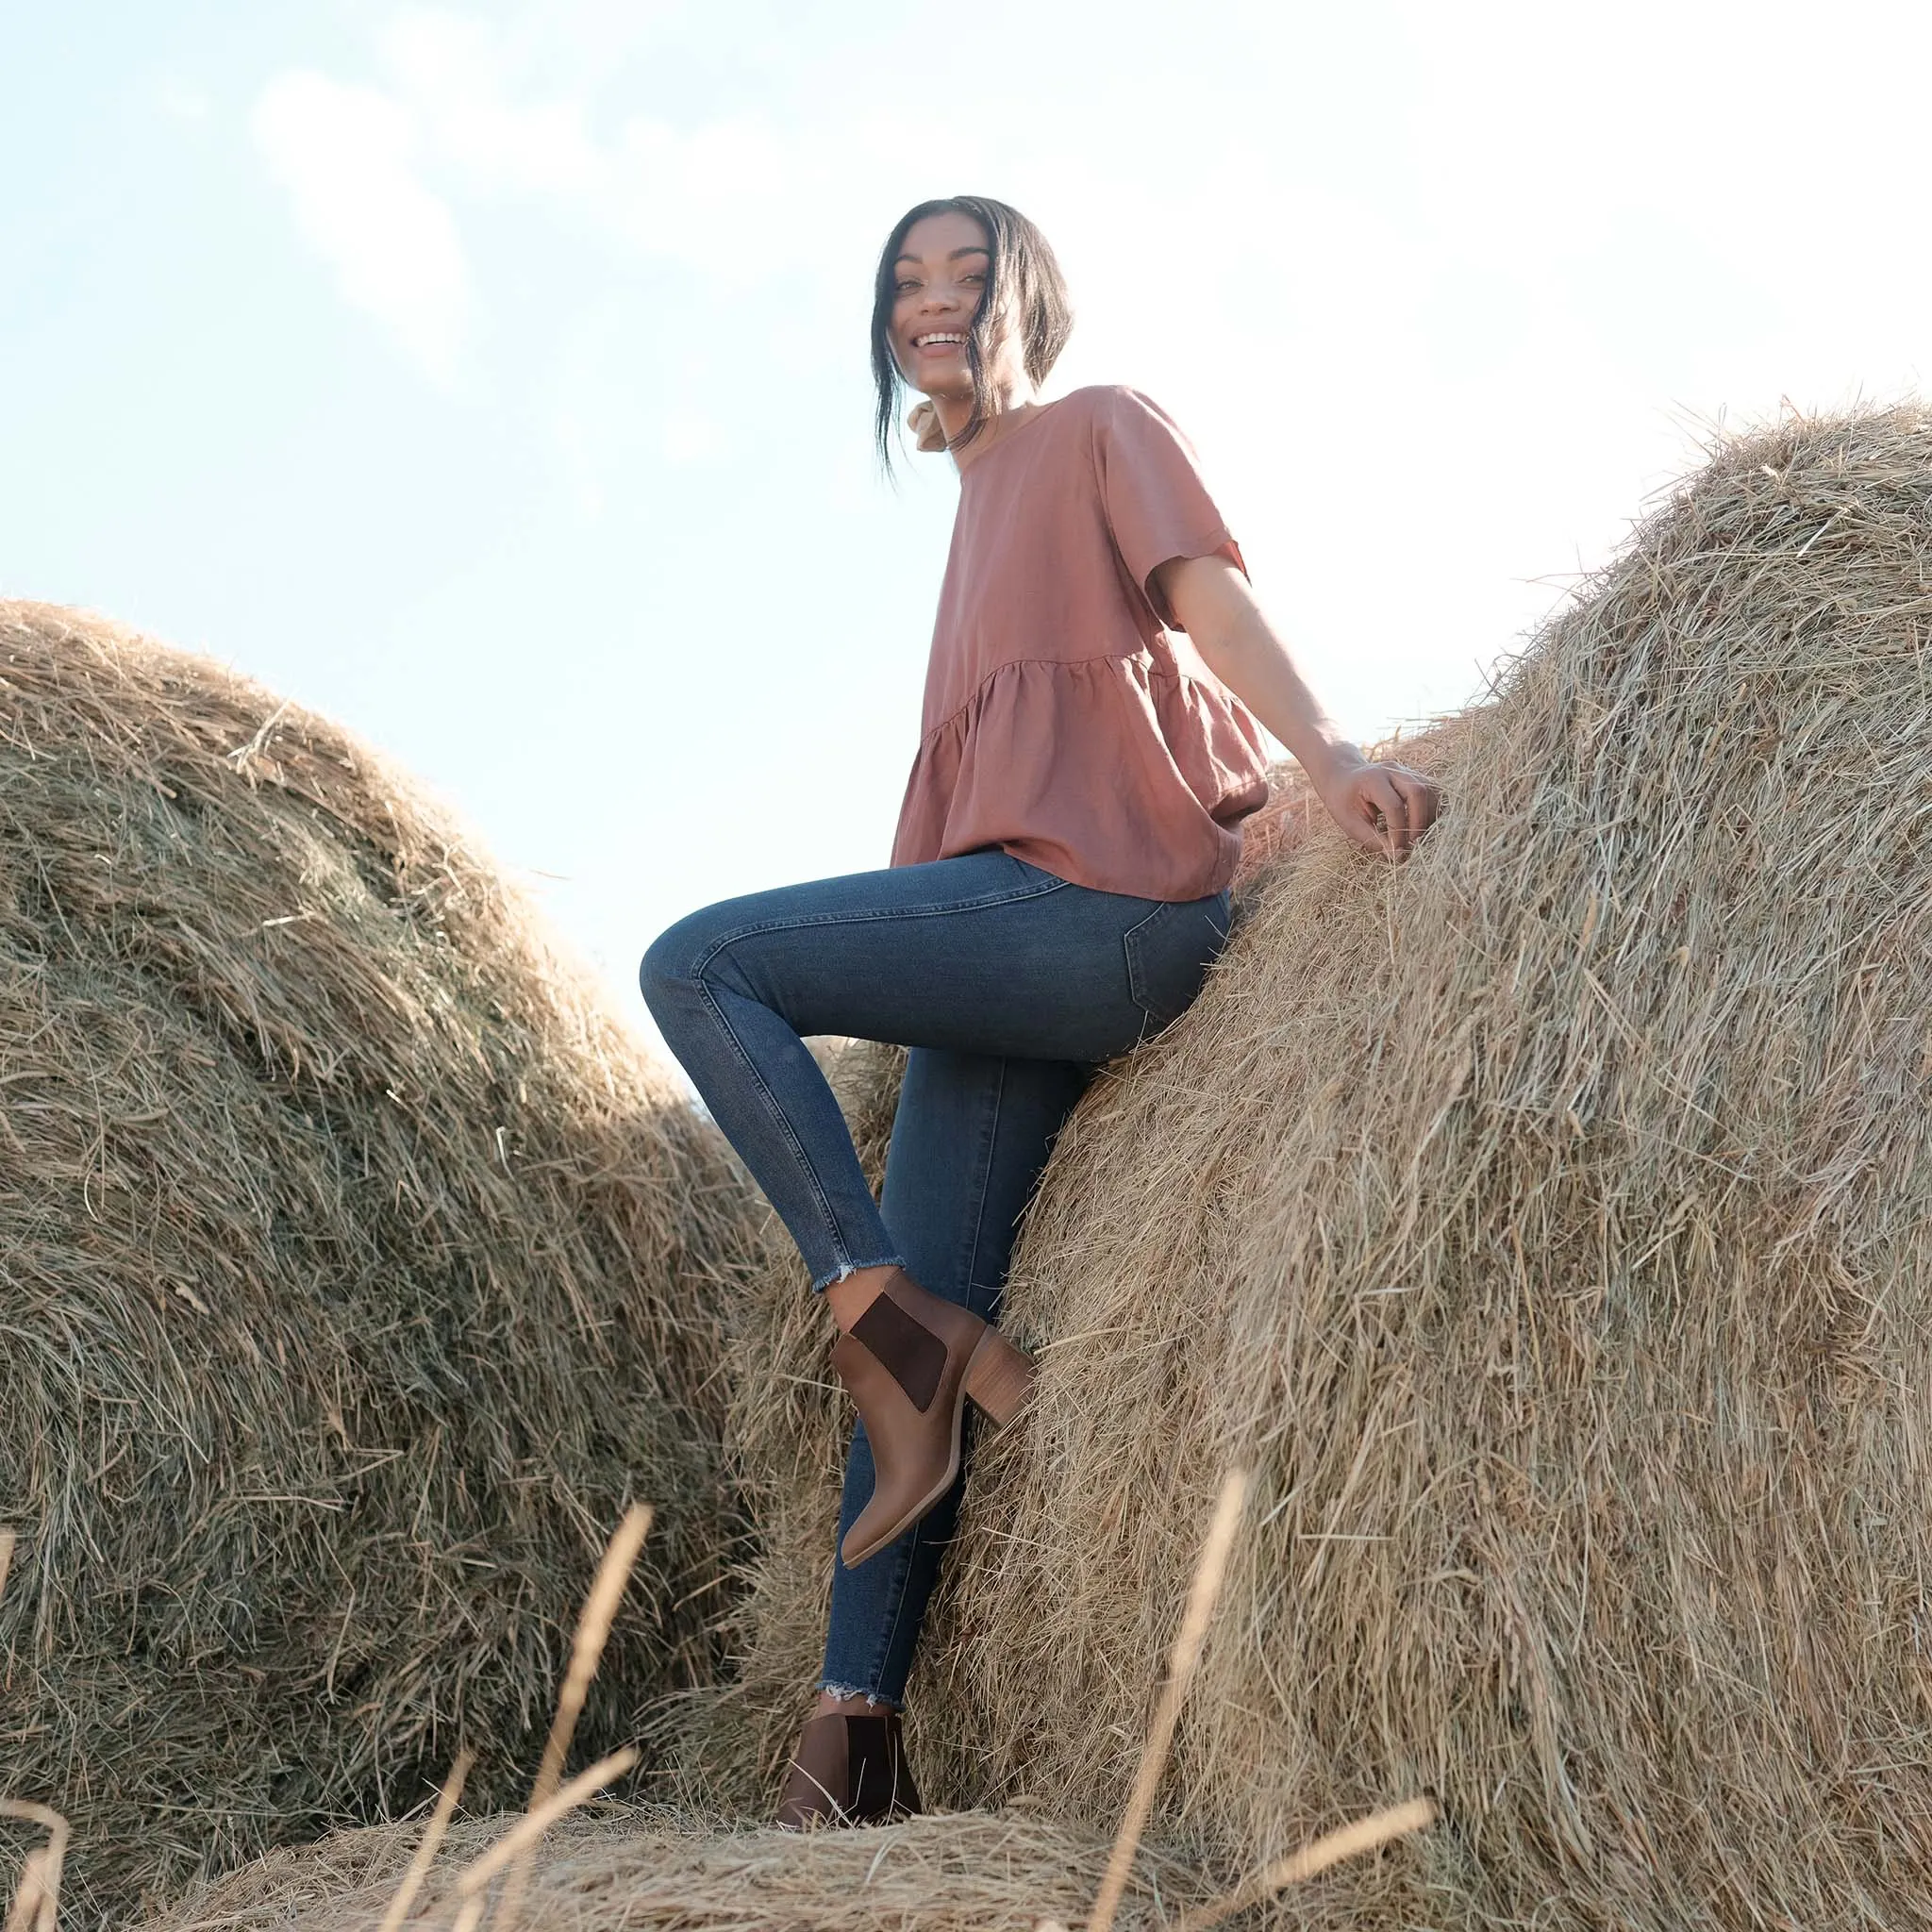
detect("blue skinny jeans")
[641,848,1231,1707]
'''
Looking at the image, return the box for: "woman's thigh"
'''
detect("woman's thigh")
[643,849,1230,1067]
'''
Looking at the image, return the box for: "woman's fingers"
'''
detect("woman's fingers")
[1333,772,1392,858]
[1387,765,1440,838]
[1363,769,1408,859]
[1335,763,1440,861]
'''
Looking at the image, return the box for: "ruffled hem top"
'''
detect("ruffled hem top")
[890,386,1271,904]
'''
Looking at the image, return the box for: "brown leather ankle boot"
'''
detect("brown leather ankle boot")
[775,1710,924,1829]
[832,1265,1035,1569]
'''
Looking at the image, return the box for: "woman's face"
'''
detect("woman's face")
[890,210,1021,401]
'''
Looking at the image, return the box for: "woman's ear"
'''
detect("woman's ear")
[907,400,948,454]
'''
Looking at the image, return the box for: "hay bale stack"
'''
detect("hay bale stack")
[702,408,1932,1927]
[0,605,757,1924]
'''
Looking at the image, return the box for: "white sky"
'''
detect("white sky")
[5,0,1929,1064]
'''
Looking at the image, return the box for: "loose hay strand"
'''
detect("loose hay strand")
[4,1851,49,1932]
[496,1507,653,1932]
[1088,1468,1249,1932]
[1173,1798,1441,1932]
[0,1529,15,1608]
[0,1805,68,1932]
[529,1506,654,1808]
[451,1750,639,1900]
[373,1751,473,1932]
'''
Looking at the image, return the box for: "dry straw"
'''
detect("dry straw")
[373,1754,472,1932]
[687,407,1932,1927]
[1173,1798,1441,1931]
[1,1804,68,1932]
[141,1473,1426,1932]
[452,1748,641,1902]
[0,605,762,1926]
[139,1811,1192,1932]
[494,1504,654,1932]
[1088,1467,1248,1932]
[528,1505,656,1811]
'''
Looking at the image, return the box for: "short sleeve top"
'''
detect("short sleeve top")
[889,385,1272,902]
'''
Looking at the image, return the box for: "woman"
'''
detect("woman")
[641,195,1438,1829]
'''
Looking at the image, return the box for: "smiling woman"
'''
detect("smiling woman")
[638,192,1440,1834]
[868,195,1073,466]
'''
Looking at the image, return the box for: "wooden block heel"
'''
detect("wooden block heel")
[963,1327,1035,1428]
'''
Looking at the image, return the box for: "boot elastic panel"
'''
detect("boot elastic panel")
[775,1711,924,1829]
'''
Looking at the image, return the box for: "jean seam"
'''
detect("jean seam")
[963,1056,1008,1305]
[687,874,1071,981]
[863,1530,920,1693]
[692,974,855,1274]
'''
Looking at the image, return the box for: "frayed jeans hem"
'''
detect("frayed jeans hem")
[817,1679,901,1709]
[810,1254,908,1294]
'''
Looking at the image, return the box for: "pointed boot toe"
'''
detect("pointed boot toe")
[834,1267,1035,1569]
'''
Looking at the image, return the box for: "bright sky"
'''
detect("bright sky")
[6,1,1928,1062]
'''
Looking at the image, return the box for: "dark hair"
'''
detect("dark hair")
[870,195,1074,473]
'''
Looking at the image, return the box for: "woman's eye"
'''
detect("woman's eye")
[895,279,920,294]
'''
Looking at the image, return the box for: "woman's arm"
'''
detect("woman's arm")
[1152,553,1440,860]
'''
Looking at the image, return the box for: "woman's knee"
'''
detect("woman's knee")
[640,903,726,1014]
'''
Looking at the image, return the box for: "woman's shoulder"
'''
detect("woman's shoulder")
[1051,383,1175,419]
[1048,385,1196,450]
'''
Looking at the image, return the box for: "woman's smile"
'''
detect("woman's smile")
[909,329,969,365]
[889,208,1008,405]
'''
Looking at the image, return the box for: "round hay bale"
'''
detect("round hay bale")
[700,408,1932,1926]
[0,604,758,1925]
[132,1810,1173,1932]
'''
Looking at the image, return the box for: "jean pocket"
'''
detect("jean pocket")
[1123,894,1230,1032]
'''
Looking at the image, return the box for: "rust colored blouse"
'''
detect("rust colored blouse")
[889,385,1271,902]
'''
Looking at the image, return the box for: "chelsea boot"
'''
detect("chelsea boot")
[832,1265,1034,1568]
[775,1709,923,1829]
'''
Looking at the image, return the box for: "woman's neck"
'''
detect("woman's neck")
[931,380,1044,474]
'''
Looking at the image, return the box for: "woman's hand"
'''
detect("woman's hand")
[1313,754,1440,862]
[907,400,949,454]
